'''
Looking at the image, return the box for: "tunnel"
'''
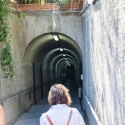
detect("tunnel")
[11,32,85,125]
[1,0,125,124]
[24,32,83,88]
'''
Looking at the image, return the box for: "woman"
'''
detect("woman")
[40,84,86,125]
[0,105,5,125]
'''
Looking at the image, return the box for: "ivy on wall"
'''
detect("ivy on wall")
[0,0,73,79]
[0,0,14,79]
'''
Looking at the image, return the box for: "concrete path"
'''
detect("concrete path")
[14,80,84,125]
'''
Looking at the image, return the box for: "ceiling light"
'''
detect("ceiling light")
[66,60,71,66]
[68,63,71,66]
[53,35,59,41]
[87,0,94,4]
[63,54,65,56]
[66,61,69,64]
[59,48,63,51]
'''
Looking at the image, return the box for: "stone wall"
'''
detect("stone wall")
[83,0,125,125]
[0,10,34,125]
[0,9,83,125]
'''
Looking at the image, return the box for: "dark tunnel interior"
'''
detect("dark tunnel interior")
[23,32,83,86]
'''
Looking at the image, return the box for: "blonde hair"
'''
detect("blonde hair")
[48,84,72,106]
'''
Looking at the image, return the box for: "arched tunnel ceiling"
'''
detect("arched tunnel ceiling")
[41,48,78,67]
[23,32,83,65]
[49,55,77,71]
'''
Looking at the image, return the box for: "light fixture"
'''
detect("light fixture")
[59,48,63,51]
[66,60,71,66]
[87,0,94,4]
[67,63,71,66]
[63,54,65,56]
[66,61,68,64]
[53,35,59,41]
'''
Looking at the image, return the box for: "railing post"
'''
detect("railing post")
[40,64,43,99]
[79,62,83,110]
[48,82,50,91]
[33,63,36,105]
[78,87,81,98]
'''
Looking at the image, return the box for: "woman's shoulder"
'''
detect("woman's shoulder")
[0,105,3,109]
[0,105,4,112]
[71,107,79,112]
[71,107,82,116]
[40,113,48,125]
[40,112,47,119]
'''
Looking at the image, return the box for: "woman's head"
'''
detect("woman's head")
[48,84,72,106]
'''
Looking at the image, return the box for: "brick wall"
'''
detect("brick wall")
[9,1,83,11]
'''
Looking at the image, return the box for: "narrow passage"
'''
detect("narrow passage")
[14,79,85,125]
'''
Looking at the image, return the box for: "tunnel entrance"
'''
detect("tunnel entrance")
[24,32,83,88]
[12,32,86,125]
[24,32,83,107]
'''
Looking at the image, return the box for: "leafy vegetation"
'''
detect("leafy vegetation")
[0,0,14,79]
[20,12,26,19]
[0,0,71,79]
[57,0,72,7]
[1,44,14,78]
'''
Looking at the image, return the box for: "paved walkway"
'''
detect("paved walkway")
[14,80,84,125]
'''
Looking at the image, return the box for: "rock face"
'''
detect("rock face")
[0,1,125,125]
[82,1,125,125]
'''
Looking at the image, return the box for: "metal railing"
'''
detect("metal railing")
[76,79,103,125]
[0,87,33,103]
[0,78,60,103]
[75,79,84,113]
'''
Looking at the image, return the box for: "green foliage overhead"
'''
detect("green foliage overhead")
[0,0,14,79]
[45,0,72,6]
[57,0,72,7]
[0,0,10,42]
[20,12,26,19]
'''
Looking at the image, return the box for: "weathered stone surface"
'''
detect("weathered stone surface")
[1,1,125,124]
[83,0,125,125]
[0,9,83,125]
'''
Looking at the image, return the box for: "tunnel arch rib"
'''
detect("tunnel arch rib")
[23,32,83,84]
